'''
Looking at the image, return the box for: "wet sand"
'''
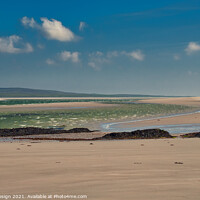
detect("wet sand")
[0,102,115,112]
[118,112,200,129]
[0,139,199,200]
[114,97,200,130]
[10,131,107,140]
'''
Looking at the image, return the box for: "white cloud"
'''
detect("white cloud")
[185,42,200,55]
[46,58,55,65]
[59,51,80,63]
[88,62,99,70]
[21,16,37,28]
[0,35,33,53]
[79,21,87,31]
[87,49,145,70]
[41,18,75,42]
[122,50,145,61]
[21,17,75,42]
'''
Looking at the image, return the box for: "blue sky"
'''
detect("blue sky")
[0,0,200,95]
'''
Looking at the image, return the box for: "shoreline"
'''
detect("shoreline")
[101,110,200,132]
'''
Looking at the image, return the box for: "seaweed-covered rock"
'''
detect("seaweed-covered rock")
[66,128,92,133]
[0,127,92,137]
[98,129,172,140]
[181,132,200,138]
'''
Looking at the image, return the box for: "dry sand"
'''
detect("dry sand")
[138,97,200,106]
[0,102,115,112]
[0,139,199,200]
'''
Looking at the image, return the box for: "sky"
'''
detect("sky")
[0,0,200,96]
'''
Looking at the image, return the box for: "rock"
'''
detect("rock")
[181,132,200,138]
[0,127,63,137]
[97,129,172,140]
[65,128,92,133]
[0,127,93,137]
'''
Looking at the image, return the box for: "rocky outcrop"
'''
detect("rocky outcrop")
[181,132,200,138]
[96,129,172,140]
[0,127,92,137]
[65,128,92,133]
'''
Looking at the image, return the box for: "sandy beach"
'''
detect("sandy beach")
[138,97,200,106]
[0,97,200,199]
[0,139,199,200]
[0,102,115,112]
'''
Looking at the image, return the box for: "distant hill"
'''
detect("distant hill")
[0,87,171,98]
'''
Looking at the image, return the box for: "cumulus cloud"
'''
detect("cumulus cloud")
[0,35,33,53]
[122,50,145,61]
[41,18,75,41]
[21,16,37,28]
[59,51,80,63]
[46,58,55,65]
[185,42,200,55]
[21,16,76,42]
[79,21,87,31]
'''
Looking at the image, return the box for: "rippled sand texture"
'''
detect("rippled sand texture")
[0,139,199,200]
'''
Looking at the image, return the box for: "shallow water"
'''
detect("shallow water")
[101,123,200,134]
[101,110,200,134]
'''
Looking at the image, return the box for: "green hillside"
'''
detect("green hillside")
[0,87,170,98]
